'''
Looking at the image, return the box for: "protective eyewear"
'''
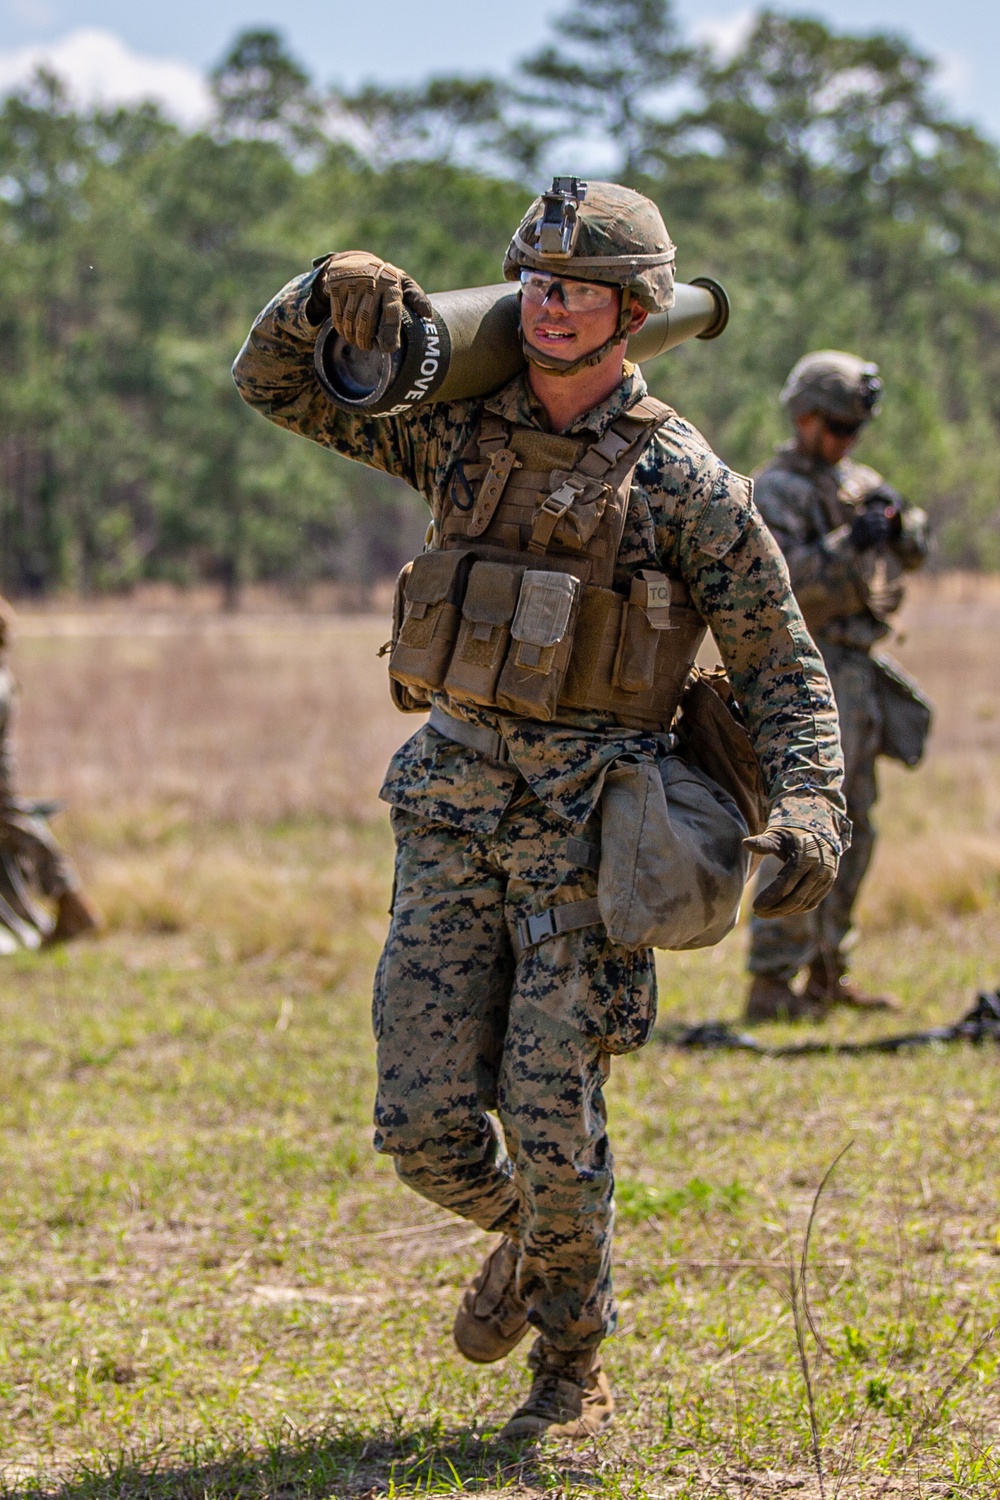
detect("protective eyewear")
[823,416,864,440]
[519,270,617,313]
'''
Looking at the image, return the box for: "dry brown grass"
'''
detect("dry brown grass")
[13,614,404,824]
[9,572,1000,947]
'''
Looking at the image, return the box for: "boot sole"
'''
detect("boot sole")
[499,1412,613,1440]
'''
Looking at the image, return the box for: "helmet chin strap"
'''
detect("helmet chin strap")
[520,290,633,379]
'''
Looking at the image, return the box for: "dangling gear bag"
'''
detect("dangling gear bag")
[597,670,768,951]
[598,752,752,951]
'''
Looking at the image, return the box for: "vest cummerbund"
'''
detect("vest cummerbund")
[388,547,705,731]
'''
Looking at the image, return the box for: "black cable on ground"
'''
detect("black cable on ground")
[658,989,1000,1058]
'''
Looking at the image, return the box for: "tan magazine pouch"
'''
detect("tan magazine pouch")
[386,562,431,712]
[444,560,526,706]
[612,570,674,693]
[495,570,581,720]
[388,549,472,693]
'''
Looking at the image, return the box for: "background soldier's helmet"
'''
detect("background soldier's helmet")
[502,178,676,375]
[503,177,676,313]
[781,350,883,425]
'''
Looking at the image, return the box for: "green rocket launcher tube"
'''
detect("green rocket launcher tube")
[314,277,729,417]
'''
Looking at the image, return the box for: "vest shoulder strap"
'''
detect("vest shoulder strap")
[623,394,677,427]
[477,414,511,454]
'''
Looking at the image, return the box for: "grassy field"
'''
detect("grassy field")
[1,576,999,1499]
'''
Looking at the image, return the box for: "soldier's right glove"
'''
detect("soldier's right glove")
[850,486,903,552]
[744,827,839,918]
[317,251,433,354]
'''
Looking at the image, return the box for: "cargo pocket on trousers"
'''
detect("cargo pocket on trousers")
[600,946,656,1056]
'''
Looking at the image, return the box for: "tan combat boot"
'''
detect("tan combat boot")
[743,974,825,1024]
[500,1337,614,1441]
[453,1236,529,1363]
[44,889,103,946]
[804,958,899,1013]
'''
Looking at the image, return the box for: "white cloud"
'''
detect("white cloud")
[935,50,972,108]
[691,8,755,62]
[0,27,211,125]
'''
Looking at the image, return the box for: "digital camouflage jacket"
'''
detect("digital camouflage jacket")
[233,268,848,852]
[753,444,929,652]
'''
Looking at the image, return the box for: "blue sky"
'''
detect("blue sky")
[0,0,997,137]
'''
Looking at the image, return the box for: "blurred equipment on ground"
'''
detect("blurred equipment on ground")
[0,601,101,952]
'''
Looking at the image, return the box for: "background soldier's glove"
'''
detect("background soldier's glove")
[317,251,433,353]
[744,827,839,917]
[850,485,904,552]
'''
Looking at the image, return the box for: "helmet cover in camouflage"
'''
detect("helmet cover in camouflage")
[781,350,883,425]
[503,179,676,313]
[502,179,676,375]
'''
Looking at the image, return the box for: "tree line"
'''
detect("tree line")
[0,0,998,602]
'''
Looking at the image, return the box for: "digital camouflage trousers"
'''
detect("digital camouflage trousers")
[372,782,657,1351]
[748,641,877,980]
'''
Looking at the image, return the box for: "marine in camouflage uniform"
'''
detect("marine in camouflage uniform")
[745,352,929,1023]
[234,181,847,1439]
[0,599,101,949]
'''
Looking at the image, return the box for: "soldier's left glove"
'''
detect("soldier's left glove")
[317,251,433,354]
[743,827,839,918]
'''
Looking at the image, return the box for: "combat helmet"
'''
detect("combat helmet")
[781,350,882,427]
[503,177,676,375]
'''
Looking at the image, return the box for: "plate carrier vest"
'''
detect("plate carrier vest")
[387,395,707,731]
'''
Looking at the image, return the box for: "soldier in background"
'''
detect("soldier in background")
[745,352,929,1023]
[0,599,101,950]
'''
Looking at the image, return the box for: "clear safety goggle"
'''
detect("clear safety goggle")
[823,415,864,439]
[519,269,618,313]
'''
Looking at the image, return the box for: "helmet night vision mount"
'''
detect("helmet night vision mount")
[536,177,588,258]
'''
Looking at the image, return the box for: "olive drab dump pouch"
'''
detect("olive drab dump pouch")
[871,653,933,767]
[598,752,752,951]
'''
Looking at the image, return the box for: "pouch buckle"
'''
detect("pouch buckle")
[540,484,578,518]
[517,910,558,950]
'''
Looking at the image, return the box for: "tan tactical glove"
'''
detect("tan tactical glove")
[744,827,839,918]
[317,251,433,353]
